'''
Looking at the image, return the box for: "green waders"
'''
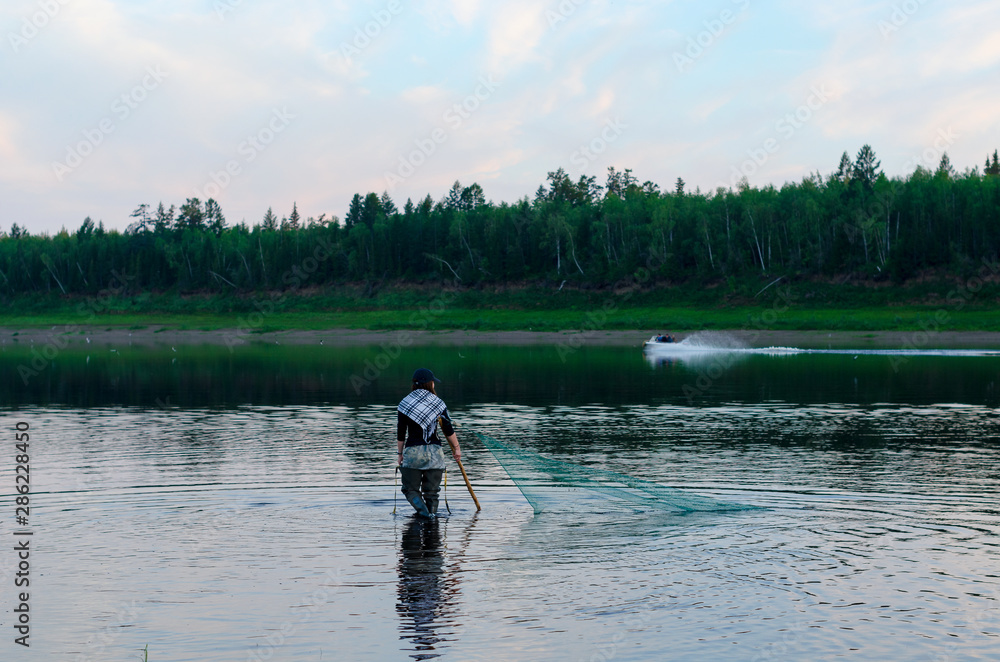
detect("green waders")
[400,468,444,518]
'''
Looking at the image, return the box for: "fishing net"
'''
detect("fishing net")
[476,432,758,515]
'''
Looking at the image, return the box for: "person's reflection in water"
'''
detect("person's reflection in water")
[396,516,459,660]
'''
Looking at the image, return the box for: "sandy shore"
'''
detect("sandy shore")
[3,326,1000,349]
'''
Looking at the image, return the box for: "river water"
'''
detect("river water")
[1,334,999,660]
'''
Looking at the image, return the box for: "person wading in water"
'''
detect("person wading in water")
[397,368,461,519]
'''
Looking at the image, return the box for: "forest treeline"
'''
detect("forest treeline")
[2,147,1000,298]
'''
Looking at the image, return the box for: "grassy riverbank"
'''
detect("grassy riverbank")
[2,280,1000,332]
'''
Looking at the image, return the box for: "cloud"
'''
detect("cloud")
[0,113,51,191]
[484,1,548,73]
[449,0,482,27]
[784,0,1000,176]
[0,113,20,167]
[916,5,1000,76]
[3,0,999,234]
[400,85,450,106]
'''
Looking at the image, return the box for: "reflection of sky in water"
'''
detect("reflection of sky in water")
[2,397,998,660]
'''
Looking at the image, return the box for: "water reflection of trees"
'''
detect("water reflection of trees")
[4,346,998,411]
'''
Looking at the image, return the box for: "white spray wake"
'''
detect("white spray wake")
[644,331,1000,358]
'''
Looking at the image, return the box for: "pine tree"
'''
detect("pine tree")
[534,184,548,204]
[418,195,433,216]
[261,207,278,231]
[153,203,174,233]
[935,153,954,179]
[605,166,638,198]
[380,191,398,216]
[851,145,881,190]
[675,177,685,196]
[361,192,382,229]
[129,203,151,234]
[205,199,227,235]
[177,198,205,231]
[445,181,464,210]
[286,202,300,230]
[77,217,95,239]
[986,150,1000,176]
[579,175,604,202]
[835,151,852,182]
[344,194,363,229]
[605,166,623,198]
[461,183,485,209]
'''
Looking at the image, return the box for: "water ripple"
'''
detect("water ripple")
[2,403,999,660]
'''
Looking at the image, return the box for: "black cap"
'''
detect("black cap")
[412,368,441,385]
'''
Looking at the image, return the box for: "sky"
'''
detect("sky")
[2,0,999,235]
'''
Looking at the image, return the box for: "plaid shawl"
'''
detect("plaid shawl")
[397,389,447,444]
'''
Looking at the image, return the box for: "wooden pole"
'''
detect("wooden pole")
[439,416,480,511]
[455,456,481,511]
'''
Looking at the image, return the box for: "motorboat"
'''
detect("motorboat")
[643,334,678,349]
